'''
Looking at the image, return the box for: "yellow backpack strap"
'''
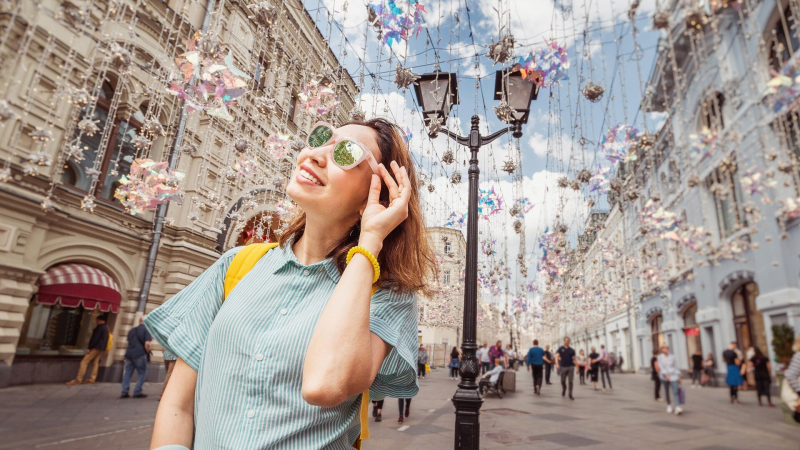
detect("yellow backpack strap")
[354,285,379,448]
[224,243,279,300]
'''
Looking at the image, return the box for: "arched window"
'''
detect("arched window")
[651,314,665,353]
[699,92,725,132]
[768,4,800,71]
[683,303,702,364]
[731,282,767,352]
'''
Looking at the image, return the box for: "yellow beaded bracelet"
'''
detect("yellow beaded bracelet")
[346,246,380,284]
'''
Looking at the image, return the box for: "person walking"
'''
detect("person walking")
[555,337,577,400]
[723,342,744,404]
[577,349,587,385]
[397,398,411,424]
[478,343,491,374]
[691,349,704,388]
[749,347,773,406]
[544,345,554,385]
[489,341,506,368]
[744,345,756,391]
[609,352,617,373]
[617,354,624,372]
[655,345,683,415]
[588,347,600,390]
[650,349,662,401]
[599,344,613,391]
[417,344,428,379]
[121,317,152,398]
[785,334,800,421]
[158,349,177,400]
[371,399,384,422]
[703,353,718,387]
[448,347,461,380]
[526,339,545,395]
[506,344,518,369]
[66,314,109,386]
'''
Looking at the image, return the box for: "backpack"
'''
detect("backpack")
[223,243,374,449]
[105,331,114,353]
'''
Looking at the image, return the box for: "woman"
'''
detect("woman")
[145,118,435,449]
[371,399,384,422]
[743,346,755,391]
[723,342,744,403]
[418,344,429,379]
[655,345,683,415]
[449,346,461,380]
[749,347,773,406]
[397,398,411,424]
[588,346,600,390]
[785,334,800,422]
[651,349,662,402]
[576,349,587,385]
[703,353,717,387]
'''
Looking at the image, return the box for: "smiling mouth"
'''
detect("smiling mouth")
[298,167,323,186]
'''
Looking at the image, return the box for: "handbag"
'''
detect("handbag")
[425,363,431,373]
[449,358,460,369]
[678,387,686,405]
[781,376,799,410]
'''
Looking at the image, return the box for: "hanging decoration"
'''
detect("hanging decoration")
[275,198,297,216]
[601,124,640,163]
[589,166,612,193]
[114,159,185,215]
[688,127,718,161]
[167,31,249,122]
[582,82,605,102]
[264,133,291,160]
[494,100,516,123]
[367,0,427,46]
[444,211,467,228]
[740,167,776,200]
[478,187,503,219]
[484,34,515,65]
[248,2,279,30]
[394,64,419,89]
[514,41,570,88]
[298,78,340,116]
[450,171,462,184]
[766,57,800,114]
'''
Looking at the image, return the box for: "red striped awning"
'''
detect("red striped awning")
[36,264,121,313]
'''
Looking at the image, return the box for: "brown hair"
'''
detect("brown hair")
[279,117,436,295]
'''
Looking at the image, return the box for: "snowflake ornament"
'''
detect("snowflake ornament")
[395,64,419,90]
[484,34,515,65]
[0,100,17,123]
[27,150,52,166]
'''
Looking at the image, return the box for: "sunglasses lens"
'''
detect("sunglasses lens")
[333,140,364,168]
[308,125,333,148]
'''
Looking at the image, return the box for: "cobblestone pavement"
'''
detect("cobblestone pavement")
[0,367,797,449]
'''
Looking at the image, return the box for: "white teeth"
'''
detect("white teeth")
[299,169,322,185]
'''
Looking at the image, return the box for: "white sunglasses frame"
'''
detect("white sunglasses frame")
[307,121,379,174]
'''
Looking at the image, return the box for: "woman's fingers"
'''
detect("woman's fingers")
[366,174,381,205]
[379,163,400,199]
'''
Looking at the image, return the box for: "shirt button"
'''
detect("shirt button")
[280,308,288,316]
[255,353,264,361]
[247,410,255,419]
[303,269,310,276]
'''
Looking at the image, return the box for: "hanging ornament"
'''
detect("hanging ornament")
[484,34,515,65]
[557,176,569,188]
[427,184,435,192]
[142,118,165,137]
[428,116,444,138]
[582,82,605,102]
[29,127,53,142]
[450,171,462,184]
[684,4,709,30]
[64,144,85,162]
[68,87,92,107]
[114,158,185,215]
[0,100,17,123]
[367,0,427,46]
[639,131,656,149]
[77,118,101,136]
[27,150,52,166]
[298,78,339,116]
[502,157,517,174]
[601,124,640,163]
[253,96,277,115]
[81,195,96,212]
[740,167,777,198]
[349,106,366,122]
[264,133,291,160]
[494,100,516,123]
[234,137,251,155]
[248,2,278,30]
[653,11,670,30]
[290,138,306,152]
[108,43,133,73]
[570,180,581,191]
[275,198,297,216]
[444,211,467,228]
[40,197,55,212]
[478,187,503,219]
[514,41,569,88]
[577,167,592,184]
[441,149,454,165]
[180,142,199,156]
[22,163,38,176]
[766,57,800,114]
[688,127,718,161]
[394,64,419,90]
[132,134,152,150]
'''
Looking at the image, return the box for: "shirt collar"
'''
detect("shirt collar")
[273,237,341,283]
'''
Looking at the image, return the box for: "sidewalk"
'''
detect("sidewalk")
[0,367,796,449]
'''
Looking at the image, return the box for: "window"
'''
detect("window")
[768,4,800,71]
[17,302,94,356]
[651,314,665,353]
[61,80,143,205]
[443,269,451,285]
[772,113,800,191]
[699,92,725,132]
[444,240,452,254]
[287,93,298,123]
[731,282,767,352]
[707,159,746,238]
[254,54,270,91]
[683,303,702,365]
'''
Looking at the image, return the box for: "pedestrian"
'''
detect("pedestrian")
[526,339,545,395]
[749,347,773,407]
[144,118,433,449]
[617,354,624,372]
[479,359,505,396]
[449,346,461,380]
[654,345,683,415]
[506,344,518,369]
[577,349,587,385]
[544,345,554,385]
[417,344,428,379]
[121,317,152,398]
[785,334,800,421]
[66,314,109,386]
[588,347,600,390]
[478,343,491,374]
[599,344,613,391]
[723,342,744,404]
[489,340,506,368]
[744,345,756,391]
[703,353,718,387]
[609,352,617,373]
[397,398,411,424]
[158,349,177,400]
[651,349,662,402]
[371,399,384,422]
[555,337,577,400]
[691,349,704,388]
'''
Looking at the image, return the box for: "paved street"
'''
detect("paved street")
[0,367,797,449]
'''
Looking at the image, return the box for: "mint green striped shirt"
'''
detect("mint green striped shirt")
[144,243,419,449]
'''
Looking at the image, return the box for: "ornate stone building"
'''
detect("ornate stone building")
[0,0,357,387]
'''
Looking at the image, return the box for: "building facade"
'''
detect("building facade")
[0,0,356,387]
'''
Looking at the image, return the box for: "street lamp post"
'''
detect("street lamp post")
[414,69,538,450]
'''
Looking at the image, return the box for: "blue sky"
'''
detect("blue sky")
[304,0,666,310]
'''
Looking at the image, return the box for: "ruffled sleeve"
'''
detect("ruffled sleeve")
[368,288,419,398]
[143,247,241,371]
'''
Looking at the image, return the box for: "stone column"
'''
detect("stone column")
[0,269,40,388]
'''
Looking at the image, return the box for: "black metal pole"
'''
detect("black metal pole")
[437,115,516,450]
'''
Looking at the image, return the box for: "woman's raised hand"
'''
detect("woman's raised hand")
[360,161,410,243]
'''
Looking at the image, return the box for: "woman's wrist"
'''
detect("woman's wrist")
[357,233,383,257]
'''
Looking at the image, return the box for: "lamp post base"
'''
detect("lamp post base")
[452,385,483,449]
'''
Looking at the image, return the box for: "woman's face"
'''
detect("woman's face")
[286,124,382,224]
